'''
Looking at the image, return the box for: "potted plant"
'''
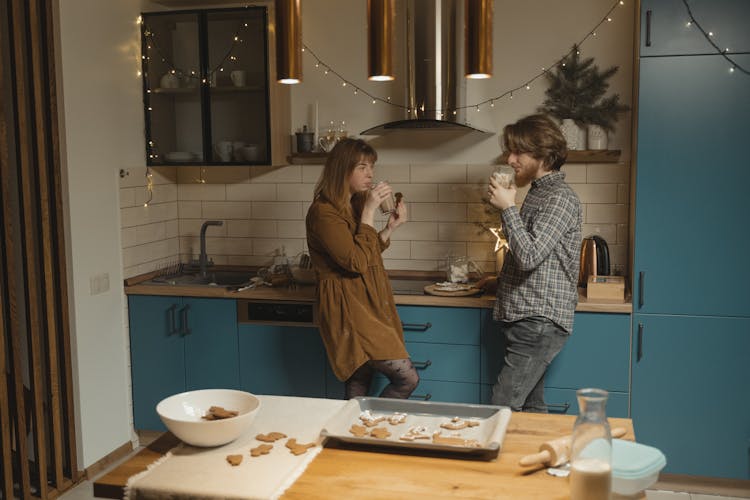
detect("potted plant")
[539,45,629,150]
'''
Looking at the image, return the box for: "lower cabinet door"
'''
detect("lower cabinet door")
[632,314,750,479]
[129,295,186,431]
[184,298,240,391]
[405,342,480,384]
[238,325,327,397]
[479,385,628,417]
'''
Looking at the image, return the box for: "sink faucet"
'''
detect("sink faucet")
[199,220,223,278]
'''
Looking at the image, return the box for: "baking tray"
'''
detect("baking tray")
[319,397,511,460]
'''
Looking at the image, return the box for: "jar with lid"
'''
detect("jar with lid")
[569,388,612,500]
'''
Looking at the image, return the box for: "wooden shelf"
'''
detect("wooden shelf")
[499,149,621,164]
[287,152,328,164]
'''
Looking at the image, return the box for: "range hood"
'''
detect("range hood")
[361,0,489,135]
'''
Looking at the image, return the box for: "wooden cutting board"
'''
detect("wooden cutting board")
[423,284,483,297]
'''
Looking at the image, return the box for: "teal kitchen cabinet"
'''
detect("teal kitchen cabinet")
[481,311,631,417]
[325,306,482,403]
[238,325,327,398]
[640,0,750,57]
[633,54,750,317]
[631,315,750,478]
[128,295,239,430]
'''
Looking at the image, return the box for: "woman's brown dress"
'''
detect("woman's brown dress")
[306,197,408,381]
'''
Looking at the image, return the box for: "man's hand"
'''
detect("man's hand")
[488,175,516,210]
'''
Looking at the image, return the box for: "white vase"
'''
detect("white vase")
[587,125,608,150]
[561,119,587,150]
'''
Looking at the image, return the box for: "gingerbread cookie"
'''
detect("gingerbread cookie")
[369,427,391,439]
[226,454,243,466]
[202,406,238,420]
[285,438,316,455]
[399,425,431,441]
[440,416,480,430]
[358,410,385,427]
[349,424,368,437]
[432,431,481,448]
[250,444,273,457]
[387,412,407,425]
[256,432,287,443]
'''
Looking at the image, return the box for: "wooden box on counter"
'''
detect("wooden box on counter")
[586,275,625,301]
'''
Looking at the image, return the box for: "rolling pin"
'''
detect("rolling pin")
[519,426,627,467]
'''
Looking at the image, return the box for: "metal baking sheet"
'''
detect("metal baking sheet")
[319,397,511,460]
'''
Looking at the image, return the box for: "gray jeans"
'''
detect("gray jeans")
[490,316,568,413]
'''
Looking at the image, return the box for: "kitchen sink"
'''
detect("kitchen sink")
[146,270,254,287]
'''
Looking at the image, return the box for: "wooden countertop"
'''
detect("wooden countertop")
[94,410,636,499]
[125,273,632,314]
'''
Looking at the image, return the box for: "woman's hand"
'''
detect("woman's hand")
[364,181,393,215]
[386,195,407,231]
[488,175,517,210]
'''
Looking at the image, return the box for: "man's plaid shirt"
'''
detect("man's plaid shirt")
[493,171,583,333]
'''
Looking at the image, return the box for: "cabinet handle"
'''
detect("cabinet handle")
[645,10,652,47]
[410,393,432,401]
[637,322,644,362]
[412,360,432,370]
[547,402,571,414]
[638,271,645,309]
[179,304,191,336]
[167,304,177,335]
[402,322,432,332]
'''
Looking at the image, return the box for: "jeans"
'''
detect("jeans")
[490,316,569,413]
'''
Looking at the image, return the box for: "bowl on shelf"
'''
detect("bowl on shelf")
[165,151,193,162]
[156,389,261,447]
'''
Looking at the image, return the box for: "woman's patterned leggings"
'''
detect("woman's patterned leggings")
[345,359,419,399]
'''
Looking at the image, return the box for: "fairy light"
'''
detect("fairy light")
[143,167,153,207]
[680,0,748,75]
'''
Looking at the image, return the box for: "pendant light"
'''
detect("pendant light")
[275,0,302,84]
[367,0,395,81]
[465,0,493,79]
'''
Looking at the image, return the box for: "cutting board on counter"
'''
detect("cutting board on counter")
[424,283,483,297]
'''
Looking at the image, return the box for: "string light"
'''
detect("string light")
[143,167,153,207]
[303,0,628,116]
[680,0,748,75]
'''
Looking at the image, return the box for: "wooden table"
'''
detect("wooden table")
[94,412,636,499]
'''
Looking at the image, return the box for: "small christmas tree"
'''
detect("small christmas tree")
[539,45,629,132]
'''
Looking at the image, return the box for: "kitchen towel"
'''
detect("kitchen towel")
[125,395,346,500]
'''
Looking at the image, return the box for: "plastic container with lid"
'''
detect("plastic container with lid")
[612,439,667,495]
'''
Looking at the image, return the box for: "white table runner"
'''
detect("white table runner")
[125,395,346,500]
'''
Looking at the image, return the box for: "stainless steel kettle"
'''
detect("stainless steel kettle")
[578,236,610,287]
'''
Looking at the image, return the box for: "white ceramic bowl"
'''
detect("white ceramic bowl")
[156,389,261,447]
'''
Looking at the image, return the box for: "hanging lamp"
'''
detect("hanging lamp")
[465,0,493,79]
[275,0,302,84]
[367,0,395,81]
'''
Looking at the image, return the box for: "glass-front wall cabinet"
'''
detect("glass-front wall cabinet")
[141,7,270,165]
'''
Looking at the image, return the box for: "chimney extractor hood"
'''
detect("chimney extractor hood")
[361,0,490,135]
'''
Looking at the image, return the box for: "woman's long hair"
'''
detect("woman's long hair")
[314,138,377,217]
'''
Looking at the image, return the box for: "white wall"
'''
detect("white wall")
[56,0,144,468]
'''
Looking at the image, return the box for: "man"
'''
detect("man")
[486,114,582,412]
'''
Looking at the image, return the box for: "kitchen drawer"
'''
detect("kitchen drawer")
[404,342,479,384]
[480,385,629,418]
[397,305,480,345]
[371,378,480,404]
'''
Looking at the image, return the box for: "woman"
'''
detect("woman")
[305,138,418,399]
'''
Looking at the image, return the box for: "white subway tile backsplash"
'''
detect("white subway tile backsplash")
[202,201,252,219]
[226,183,278,202]
[571,183,618,204]
[410,203,467,222]
[390,183,437,203]
[251,201,303,220]
[121,160,632,276]
[389,222,438,241]
[178,183,226,201]
[411,163,467,183]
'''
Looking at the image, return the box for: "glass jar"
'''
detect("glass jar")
[569,388,612,500]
